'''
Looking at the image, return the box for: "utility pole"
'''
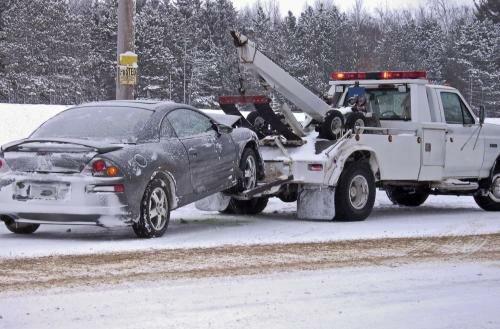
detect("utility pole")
[116,0,136,100]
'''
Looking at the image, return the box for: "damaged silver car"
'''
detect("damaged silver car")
[0,101,263,238]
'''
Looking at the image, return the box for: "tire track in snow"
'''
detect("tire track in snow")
[1,233,500,293]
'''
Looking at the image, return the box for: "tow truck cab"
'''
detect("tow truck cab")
[327,71,500,183]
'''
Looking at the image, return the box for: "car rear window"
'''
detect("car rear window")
[31,106,154,143]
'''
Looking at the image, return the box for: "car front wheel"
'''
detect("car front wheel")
[133,179,170,238]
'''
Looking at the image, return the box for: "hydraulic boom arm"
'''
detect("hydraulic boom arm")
[231,31,331,122]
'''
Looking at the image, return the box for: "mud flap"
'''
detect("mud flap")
[297,186,336,220]
[195,193,231,212]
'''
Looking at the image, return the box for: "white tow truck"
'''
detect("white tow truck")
[197,32,500,220]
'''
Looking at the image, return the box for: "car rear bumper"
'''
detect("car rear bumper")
[0,172,133,227]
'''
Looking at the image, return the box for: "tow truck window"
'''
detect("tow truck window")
[441,92,475,125]
[343,87,411,121]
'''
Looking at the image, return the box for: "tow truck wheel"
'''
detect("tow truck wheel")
[345,112,366,133]
[2,216,40,234]
[385,186,430,207]
[319,110,344,140]
[334,162,376,221]
[474,173,500,211]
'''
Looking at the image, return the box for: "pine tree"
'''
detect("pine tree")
[475,0,500,23]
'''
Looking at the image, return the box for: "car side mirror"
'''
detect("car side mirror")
[479,105,486,125]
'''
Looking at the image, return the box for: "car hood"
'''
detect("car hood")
[205,113,241,128]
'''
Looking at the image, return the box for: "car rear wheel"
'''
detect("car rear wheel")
[2,216,40,234]
[474,173,500,211]
[133,179,170,238]
[334,162,376,221]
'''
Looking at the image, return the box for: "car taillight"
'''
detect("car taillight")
[85,158,121,177]
[0,159,3,170]
[92,159,107,173]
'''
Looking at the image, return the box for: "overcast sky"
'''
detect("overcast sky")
[232,0,473,15]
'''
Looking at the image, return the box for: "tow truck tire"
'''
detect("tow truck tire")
[334,162,375,221]
[474,173,500,211]
[2,216,40,234]
[319,110,345,140]
[385,186,430,207]
[227,197,269,215]
[345,112,366,133]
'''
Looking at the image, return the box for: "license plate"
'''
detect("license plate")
[30,184,58,200]
[14,182,70,201]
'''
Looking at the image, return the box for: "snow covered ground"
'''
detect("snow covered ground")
[1,193,500,258]
[2,261,499,329]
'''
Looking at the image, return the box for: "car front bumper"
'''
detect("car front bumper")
[0,172,132,227]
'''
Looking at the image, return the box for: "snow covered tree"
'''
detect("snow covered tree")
[475,0,500,23]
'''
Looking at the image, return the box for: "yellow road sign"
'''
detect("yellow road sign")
[119,65,137,85]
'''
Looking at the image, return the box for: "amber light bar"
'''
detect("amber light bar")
[331,71,427,81]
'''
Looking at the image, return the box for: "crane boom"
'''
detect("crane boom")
[231,31,331,122]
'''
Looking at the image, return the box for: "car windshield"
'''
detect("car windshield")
[31,106,154,143]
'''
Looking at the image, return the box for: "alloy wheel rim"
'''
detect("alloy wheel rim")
[148,187,168,231]
[244,156,257,190]
[349,175,369,210]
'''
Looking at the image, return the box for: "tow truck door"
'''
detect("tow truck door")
[438,91,485,178]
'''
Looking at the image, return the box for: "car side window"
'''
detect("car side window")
[441,92,475,125]
[160,115,176,139]
[167,109,214,138]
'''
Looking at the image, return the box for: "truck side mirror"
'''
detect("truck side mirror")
[479,105,486,125]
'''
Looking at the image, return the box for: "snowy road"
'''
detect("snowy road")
[1,193,500,258]
[1,259,499,329]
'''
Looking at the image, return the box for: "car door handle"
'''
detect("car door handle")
[188,148,198,157]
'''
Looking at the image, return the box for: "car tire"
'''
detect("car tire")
[2,216,40,234]
[345,112,366,133]
[234,148,259,193]
[385,186,430,207]
[133,179,170,238]
[334,162,376,221]
[474,173,500,211]
[319,110,345,140]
